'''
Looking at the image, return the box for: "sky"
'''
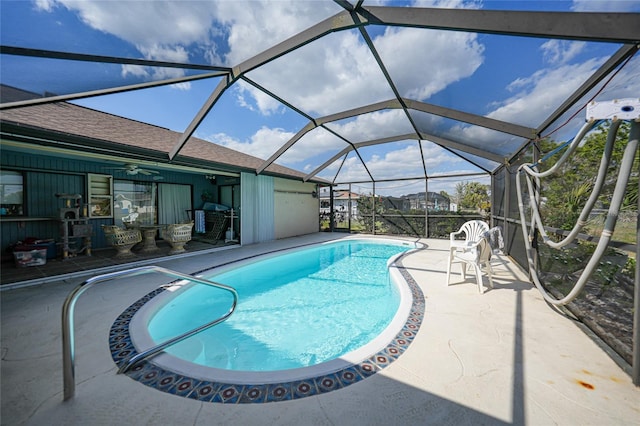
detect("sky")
[2,0,640,196]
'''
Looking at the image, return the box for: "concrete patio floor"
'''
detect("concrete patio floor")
[1,234,638,425]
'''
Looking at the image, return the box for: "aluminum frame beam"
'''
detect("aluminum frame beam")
[233,11,364,76]
[0,45,231,71]
[405,99,536,140]
[0,71,227,110]
[303,129,500,181]
[256,99,403,175]
[264,94,527,178]
[333,171,489,185]
[360,7,640,44]
[171,5,633,165]
[173,10,366,162]
[418,132,498,173]
[304,133,416,181]
[316,99,402,125]
[169,75,233,159]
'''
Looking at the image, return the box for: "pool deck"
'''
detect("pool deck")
[1,233,639,425]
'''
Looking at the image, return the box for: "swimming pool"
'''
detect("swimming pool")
[110,237,426,402]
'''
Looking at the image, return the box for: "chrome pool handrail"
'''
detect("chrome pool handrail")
[62,265,238,401]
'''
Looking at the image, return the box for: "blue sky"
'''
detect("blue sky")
[2,0,639,196]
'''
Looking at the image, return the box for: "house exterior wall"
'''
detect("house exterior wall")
[0,146,204,253]
[274,178,319,239]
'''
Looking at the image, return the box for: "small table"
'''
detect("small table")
[138,225,161,253]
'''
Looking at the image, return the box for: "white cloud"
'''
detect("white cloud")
[571,0,640,11]
[596,56,640,101]
[34,0,56,12]
[205,126,295,160]
[330,155,371,183]
[36,0,222,84]
[375,27,484,100]
[540,40,586,65]
[234,81,283,116]
[451,55,607,149]
[34,0,485,121]
[171,82,192,91]
[365,144,426,179]
[241,18,485,117]
[213,1,340,65]
[41,1,218,49]
[34,0,340,92]
[243,30,396,116]
[491,57,605,125]
[450,51,640,153]
[35,0,341,68]
[33,0,636,190]
[411,0,482,9]
[329,109,415,142]
[120,64,149,79]
[121,44,192,82]
[277,127,348,166]
[322,141,470,185]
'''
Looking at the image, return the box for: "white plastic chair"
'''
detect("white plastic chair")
[446,236,494,294]
[449,220,489,253]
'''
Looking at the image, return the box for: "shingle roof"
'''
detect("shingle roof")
[0,96,318,182]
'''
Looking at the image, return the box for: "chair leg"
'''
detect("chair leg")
[486,262,494,289]
[113,244,136,259]
[474,264,484,294]
[168,241,187,254]
[446,249,453,285]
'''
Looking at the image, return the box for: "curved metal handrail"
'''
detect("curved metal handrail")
[62,265,238,401]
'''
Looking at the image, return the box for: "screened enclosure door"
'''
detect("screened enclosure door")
[332,185,352,232]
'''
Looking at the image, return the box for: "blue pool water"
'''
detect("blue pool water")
[146,239,414,372]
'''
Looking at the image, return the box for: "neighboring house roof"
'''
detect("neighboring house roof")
[0,86,324,183]
[320,191,360,200]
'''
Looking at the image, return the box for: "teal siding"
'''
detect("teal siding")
[1,148,206,254]
[27,172,84,217]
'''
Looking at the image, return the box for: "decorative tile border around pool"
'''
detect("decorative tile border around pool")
[109,257,424,403]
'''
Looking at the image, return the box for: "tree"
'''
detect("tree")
[455,181,490,214]
[538,121,638,230]
[354,193,385,233]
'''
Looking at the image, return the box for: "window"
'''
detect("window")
[0,170,24,216]
[87,174,113,218]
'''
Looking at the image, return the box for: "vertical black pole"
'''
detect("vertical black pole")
[633,129,639,386]
[329,186,335,232]
[425,178,429,238]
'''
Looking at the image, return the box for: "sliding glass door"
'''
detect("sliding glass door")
[113,180,157,226]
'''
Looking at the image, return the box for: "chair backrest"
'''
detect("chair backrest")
[101,225,141,245]
[101,225,119,235]
[163,221,194,240]
[460,220,489,242]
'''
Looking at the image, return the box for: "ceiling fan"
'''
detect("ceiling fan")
[106,163,161,176]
